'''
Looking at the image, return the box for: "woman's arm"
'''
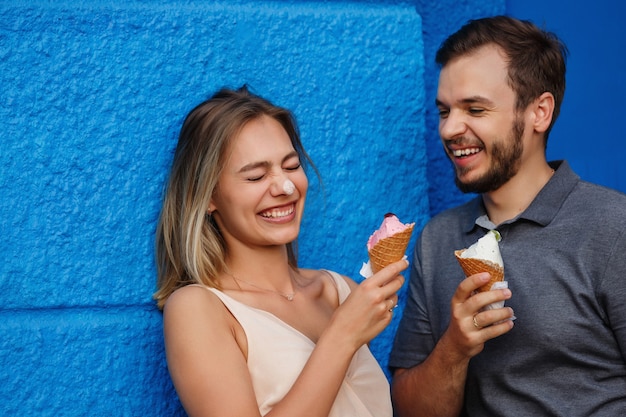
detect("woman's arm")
[163,286,261,417]
[163,259,407,417]
[267,260,406,416]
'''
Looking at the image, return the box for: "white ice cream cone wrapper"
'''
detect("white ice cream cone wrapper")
[482,281,516,323]
[360,255,408,279]
[481,281,508,310]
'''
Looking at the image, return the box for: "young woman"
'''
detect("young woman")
[155,86,407,417]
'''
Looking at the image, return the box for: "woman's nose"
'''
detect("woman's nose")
[269,173,294,196]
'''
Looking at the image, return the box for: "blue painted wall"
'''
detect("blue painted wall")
[0,1,509,415]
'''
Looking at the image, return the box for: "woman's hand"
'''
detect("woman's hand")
[325,259,408,351]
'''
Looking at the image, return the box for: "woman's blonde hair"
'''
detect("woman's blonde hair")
[154,85,317,309]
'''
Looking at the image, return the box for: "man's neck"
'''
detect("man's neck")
[482,161,554,226]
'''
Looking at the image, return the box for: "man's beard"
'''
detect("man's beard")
[453,116,525,194]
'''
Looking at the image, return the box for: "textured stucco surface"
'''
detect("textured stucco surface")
[1,1,501,415]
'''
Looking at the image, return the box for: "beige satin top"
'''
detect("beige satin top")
[205,270,392,416]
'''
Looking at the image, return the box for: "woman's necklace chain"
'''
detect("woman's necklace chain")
[224,268,296,301]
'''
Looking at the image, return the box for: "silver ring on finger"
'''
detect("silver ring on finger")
[388,299,396,312]
[473,315,481,329]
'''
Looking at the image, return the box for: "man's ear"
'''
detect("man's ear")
[532,92,555,134]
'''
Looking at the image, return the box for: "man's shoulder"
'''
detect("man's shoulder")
[577,180,626,199]
[572,180,626,213]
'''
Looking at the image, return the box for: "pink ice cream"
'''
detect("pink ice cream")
[367,213,411,250]
[366,213,415,274]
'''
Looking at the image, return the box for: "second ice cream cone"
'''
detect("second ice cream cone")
[454,250,504,292]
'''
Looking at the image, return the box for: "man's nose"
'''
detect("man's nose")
[439,110,467,140]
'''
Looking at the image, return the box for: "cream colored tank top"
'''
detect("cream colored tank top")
[205,270,392,417]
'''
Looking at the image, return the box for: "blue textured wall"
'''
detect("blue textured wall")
[0,1,503,415]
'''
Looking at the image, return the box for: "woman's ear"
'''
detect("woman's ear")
[532,92,555,134]
[207,195,217,214]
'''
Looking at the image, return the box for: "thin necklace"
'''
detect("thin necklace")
[224,268,296,301]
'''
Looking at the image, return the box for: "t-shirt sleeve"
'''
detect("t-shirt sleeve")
[597,227,626,362]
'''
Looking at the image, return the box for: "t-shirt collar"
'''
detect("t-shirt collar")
[463,160,579,232]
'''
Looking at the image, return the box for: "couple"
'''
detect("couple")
[154,15,626,417]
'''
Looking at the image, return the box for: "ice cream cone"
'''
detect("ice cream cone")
[454,250,504,292]
[368,224,414,273]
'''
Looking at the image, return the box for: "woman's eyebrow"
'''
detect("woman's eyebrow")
[237,151,299,173]
[238,161,269,173]
[282,151,299,163]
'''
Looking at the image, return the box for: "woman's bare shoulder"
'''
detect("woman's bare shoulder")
[163,285,228,323]
[163,284,246,355]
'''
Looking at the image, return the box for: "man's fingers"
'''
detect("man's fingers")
[454,272,491,300]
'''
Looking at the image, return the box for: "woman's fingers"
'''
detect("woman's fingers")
[368,259,409,285]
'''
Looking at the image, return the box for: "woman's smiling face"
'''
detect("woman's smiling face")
[209,114,308,250]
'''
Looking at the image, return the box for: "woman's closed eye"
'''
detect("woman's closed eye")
[245,164,299,182]
[284,163,301,172]
[245,171,266,182]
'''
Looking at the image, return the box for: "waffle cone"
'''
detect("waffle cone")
[368,224,414,273]
[454,250,504,292]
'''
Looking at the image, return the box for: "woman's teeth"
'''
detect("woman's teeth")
[260,206,294,218]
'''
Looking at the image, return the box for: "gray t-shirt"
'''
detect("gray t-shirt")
[390,161,626,416]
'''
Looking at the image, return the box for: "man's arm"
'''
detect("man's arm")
[391,273,515,417]
[392,332,469,417]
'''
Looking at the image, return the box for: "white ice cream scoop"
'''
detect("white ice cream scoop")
[283,179,295,195]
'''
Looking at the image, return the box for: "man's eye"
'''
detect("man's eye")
[437,109,449,118]
[469,108,485,115]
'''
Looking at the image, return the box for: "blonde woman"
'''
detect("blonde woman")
[155,85,407,417]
